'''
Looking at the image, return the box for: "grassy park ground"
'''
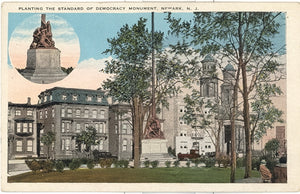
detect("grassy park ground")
[8,167,260,183]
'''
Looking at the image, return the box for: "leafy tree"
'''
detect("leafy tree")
[76,126,99,156]
[41,131,56,159]
[167,12,285,181]
[264,138,280,158]
[102,16,186,168]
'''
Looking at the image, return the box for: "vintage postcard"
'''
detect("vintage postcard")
[1,2,300,192]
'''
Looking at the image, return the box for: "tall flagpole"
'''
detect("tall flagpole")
[151,12,156,119]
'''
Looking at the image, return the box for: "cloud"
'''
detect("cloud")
[77,57,113,70]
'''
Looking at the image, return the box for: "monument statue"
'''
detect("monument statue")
[30,14,55,49]
[21,14,67,84]
[144,117,164,139]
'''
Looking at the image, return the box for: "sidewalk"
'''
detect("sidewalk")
[235,177,263,183]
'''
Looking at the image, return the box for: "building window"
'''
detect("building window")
[95,123,99,133]
[86,96,92,102]
[99,123,104,133]
[76,109,81,117]
[99,140,104,150]
[72,95,78,101]
[114,124,118,134]
[62,94,67,100]
[27,140,33,152]
[179,117,187,125]
[85,123,89,130]
[16,140,22,152]
[122,139,128,151]
[84,109,89,118]
[15,110,21,116]
[76,123,81,133]
[65,139,70,151]
[61,139,65,150]
[45,109,48,118]
[100,110,105,119]
[66,122,70,132]
[17,123,21,133]
[40,142,44,154]
[23,123,28,133]
[61,122,65,133]
[52,108,55,118]
[61,108,65,117]
[27,110,33,116]
[67,108,72,117]
[179,106,186,113]
[122,123,127,134]
[28,123,33,133]
[97,96,102,102]
[180,131,187,136]
[39,111,43,119]
[92,110,97,118]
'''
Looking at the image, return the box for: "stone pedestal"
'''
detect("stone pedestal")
[21,49,67,84]
[141,139,175,163]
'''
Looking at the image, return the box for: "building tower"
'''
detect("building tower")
[200,55,218,98]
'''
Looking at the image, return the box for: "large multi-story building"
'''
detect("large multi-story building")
[8,98,38,159]
[109,103,133,160]
[36,87,110,159]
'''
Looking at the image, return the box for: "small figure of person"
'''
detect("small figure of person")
[259,159,272,183]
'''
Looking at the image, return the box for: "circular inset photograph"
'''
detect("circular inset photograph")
[9,14,80,84]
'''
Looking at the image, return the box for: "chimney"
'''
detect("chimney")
[27,97,31,105]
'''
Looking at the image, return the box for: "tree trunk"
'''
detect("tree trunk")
[215,125,221,159]
[230,65,240,183]
[133,97,140,168]
[242,64,252,178]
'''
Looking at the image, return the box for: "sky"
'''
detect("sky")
[7,12,286,103]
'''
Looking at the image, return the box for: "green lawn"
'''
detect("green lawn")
[8,167,260,183]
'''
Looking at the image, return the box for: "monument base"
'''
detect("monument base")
[21,49,67,84]
[141,139,176,164]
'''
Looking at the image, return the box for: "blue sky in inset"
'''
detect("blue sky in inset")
[8,12,286,66]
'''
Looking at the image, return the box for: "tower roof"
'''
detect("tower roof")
[201,54,215,63]
[224,63,235,71]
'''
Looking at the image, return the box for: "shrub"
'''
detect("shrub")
[144,160,150,168]
[80,158,89,164]
[173,160,180,168]
[69,159,81,170]
[165,161,171,168]
[119,160,129,168]
[186,161,191,168]
[54,160,65,172]
[40,160,54,173]
[87,160,95,169]
[113,160,121,168]
[191,158,201,167]
[150,160,159,168]
[60,159,72,167]
[204,157,215,168]
[252,157,261,170]
[222,155,230,168]
[26,159,41,172]
[279,156,287,164]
